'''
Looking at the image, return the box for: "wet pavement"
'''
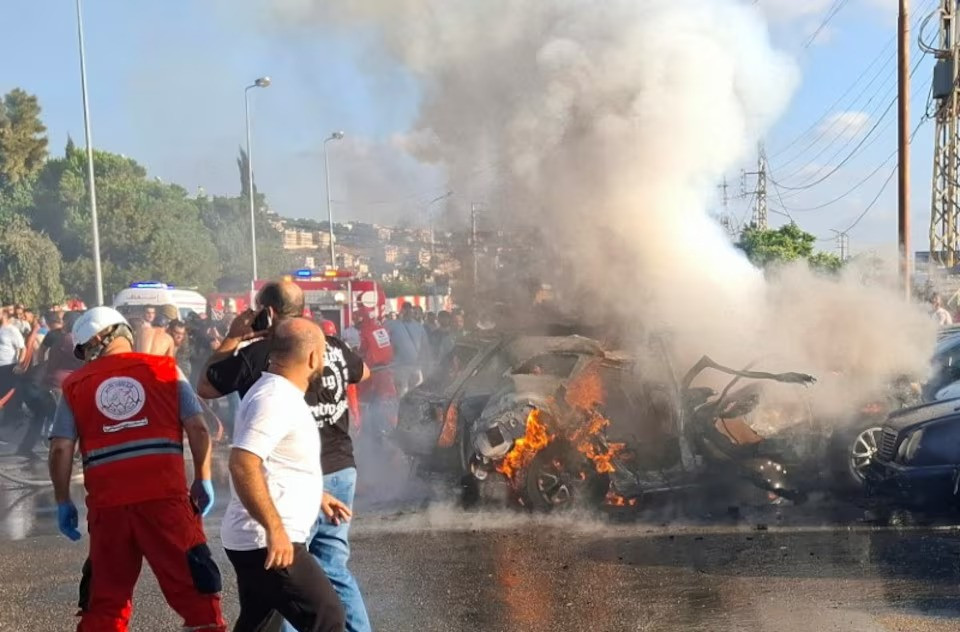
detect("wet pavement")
[2,439,960,631]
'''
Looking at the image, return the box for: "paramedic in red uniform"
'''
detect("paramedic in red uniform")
[353,309,397,437]
[47,307,226,632]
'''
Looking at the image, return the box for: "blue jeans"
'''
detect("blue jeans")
[281,467,371,632]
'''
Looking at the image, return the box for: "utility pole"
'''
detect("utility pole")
[930,0,960,276]
[742,144,768,230]
[831,229,850,261]
[899,0,911,298]
[471,203,480,291]
[75,0,104,306]
[717,177,730,213]
[716,177,738,239]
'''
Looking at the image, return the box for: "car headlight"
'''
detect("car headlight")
[896,428,925,464]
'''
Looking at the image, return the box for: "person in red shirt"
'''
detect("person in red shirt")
[47,307,226,632]
[353,309,397,436]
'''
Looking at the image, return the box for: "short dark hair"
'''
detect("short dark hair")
[257,282,305,319]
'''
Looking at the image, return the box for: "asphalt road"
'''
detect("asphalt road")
[2,451,960,631]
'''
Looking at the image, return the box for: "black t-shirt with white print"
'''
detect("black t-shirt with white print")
[206,334,364,474]
[304,336,364,474]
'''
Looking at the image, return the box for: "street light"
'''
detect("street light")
[324,131,345,268]
[75,0,104,305]
[244,76,271,285]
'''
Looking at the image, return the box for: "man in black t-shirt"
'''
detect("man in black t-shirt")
[198,283,373,632]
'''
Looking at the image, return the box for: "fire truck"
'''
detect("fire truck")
[210,269,386,334]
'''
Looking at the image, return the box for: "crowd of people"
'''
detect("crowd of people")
[0,285,478,632]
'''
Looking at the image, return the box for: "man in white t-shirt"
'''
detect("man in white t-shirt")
[0,309,25,402]
[931,293,954,327]
[221,318,347,632]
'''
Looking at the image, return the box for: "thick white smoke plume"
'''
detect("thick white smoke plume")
[266,0,935,418]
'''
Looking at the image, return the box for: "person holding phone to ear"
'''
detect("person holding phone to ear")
[199,282,371,632]
[196,283,296,402]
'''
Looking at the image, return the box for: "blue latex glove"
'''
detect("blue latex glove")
[57,501,82,541]
[190,479,215,517]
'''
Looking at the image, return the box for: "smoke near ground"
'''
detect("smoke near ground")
[264,0,936,421]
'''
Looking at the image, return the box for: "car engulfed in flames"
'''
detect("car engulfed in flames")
[468,351,817,511]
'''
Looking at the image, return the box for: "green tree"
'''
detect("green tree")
[197,195,293,292]
[0,215,64,307]
[30,145,221,302]
[0,89,48,190]
[737,223,847,274]
[807,251,844,275]
[736,223,815,267]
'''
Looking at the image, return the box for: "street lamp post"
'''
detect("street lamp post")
[324,131,345,268]
[75,0,104,305]
[244,76,271,285]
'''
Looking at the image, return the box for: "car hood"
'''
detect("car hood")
[885,399,960,432]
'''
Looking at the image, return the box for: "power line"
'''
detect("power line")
[831,117,929,235]
[773,48,896,171]
[774,75,932,209]
[771,54,927,192]
[802,0,852,49]
[769,0,937,162]
[779,150,895,212]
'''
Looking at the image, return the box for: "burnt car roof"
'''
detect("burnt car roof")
[503,335,605,362]
[885,398,960,431]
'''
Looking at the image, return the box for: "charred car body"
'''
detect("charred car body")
[395,332,819,510]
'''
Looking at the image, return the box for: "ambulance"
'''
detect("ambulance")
[113,282,209,320]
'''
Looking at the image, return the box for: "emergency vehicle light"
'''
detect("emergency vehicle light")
[129,281,169,289]
[295,269,313,278]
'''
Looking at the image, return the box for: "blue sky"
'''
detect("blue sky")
[0,0,938,254]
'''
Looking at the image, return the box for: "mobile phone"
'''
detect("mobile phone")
[252,308,272,332]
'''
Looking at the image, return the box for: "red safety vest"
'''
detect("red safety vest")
[358,320,393,367]
[62,353,186,509]
[357,320,396,400]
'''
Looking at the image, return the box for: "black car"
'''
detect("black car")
[864,398,960,508]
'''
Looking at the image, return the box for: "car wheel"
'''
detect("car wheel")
[521,443,606,512]
[847,426,884,488]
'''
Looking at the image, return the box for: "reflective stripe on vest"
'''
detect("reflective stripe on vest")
[82,438,184,470]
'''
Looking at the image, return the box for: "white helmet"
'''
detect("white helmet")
[72,306,129,346]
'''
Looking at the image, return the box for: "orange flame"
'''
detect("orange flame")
[496,409,553,482]
[565,368,624,476]
[573,414,625,474]
[604,491,637,507]
[564,368,604,411]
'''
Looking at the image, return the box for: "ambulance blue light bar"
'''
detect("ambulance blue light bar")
[295,269,313,278]
[129,281,170,289]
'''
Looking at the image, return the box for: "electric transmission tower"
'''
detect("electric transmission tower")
[715,177,739,239]
[742,144,768,230]
[930,0,960,268]
[831,229,850,261]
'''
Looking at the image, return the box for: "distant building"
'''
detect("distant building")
[377,226,393,241]
[418,248,432,268]
[385,244,400,264]
[283,229,317,250]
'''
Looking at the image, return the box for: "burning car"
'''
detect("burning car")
[395,332,820,510]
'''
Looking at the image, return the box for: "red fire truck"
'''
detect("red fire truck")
[210,269,386,333]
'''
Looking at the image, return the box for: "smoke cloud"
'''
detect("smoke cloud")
[264,0,936,419]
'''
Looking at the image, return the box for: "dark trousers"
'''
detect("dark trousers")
[225,544,345,632]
